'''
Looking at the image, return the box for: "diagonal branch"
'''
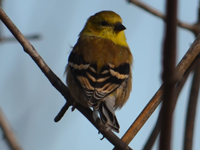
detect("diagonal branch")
[0,106,22,150]
[0,7,132,150]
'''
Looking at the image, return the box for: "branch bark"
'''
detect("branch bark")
[159,0,177,149]
[0,107,22,150]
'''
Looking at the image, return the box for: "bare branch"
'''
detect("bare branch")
[159,0,178,149]
[0,7,132,150]
[127,0,195,32]
[0,106,22,150]
[54,101,73,122]
[0,34,41,43]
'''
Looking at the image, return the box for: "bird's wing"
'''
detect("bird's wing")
[68,52,130,106]
[89,63,130,105]
[68,52,95,100]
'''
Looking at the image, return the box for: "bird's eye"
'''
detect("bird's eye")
[101,21,109,26]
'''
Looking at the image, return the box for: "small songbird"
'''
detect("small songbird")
[65,10,132,132]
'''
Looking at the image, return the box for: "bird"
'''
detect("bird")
[65,10,132,133]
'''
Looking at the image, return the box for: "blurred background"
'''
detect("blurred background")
[0,0,199,149]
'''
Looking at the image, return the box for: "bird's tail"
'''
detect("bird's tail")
[98,98,120,133]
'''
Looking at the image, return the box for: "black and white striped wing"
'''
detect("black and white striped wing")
[68,52,130,105]
[89,63,130,105]
[68,52,96,100]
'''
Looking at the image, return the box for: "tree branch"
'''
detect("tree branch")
[0,106,22,150]
[0,7,132,150]
[159,0,177,149]
[127,0,195,32]
[0,34,41,43]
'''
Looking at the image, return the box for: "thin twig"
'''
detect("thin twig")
[0,7,132,150]
[127,0,195,32]
[113,32,200,150]
[183,58,200,150]
[0,34,41,43]
[54,101,73,122]
[0,106,22,150]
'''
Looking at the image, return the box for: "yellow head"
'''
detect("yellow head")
[79,11,128,47]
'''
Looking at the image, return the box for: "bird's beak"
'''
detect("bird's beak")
[114,22,126,31]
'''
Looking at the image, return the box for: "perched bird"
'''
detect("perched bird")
[65,10,132,133]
